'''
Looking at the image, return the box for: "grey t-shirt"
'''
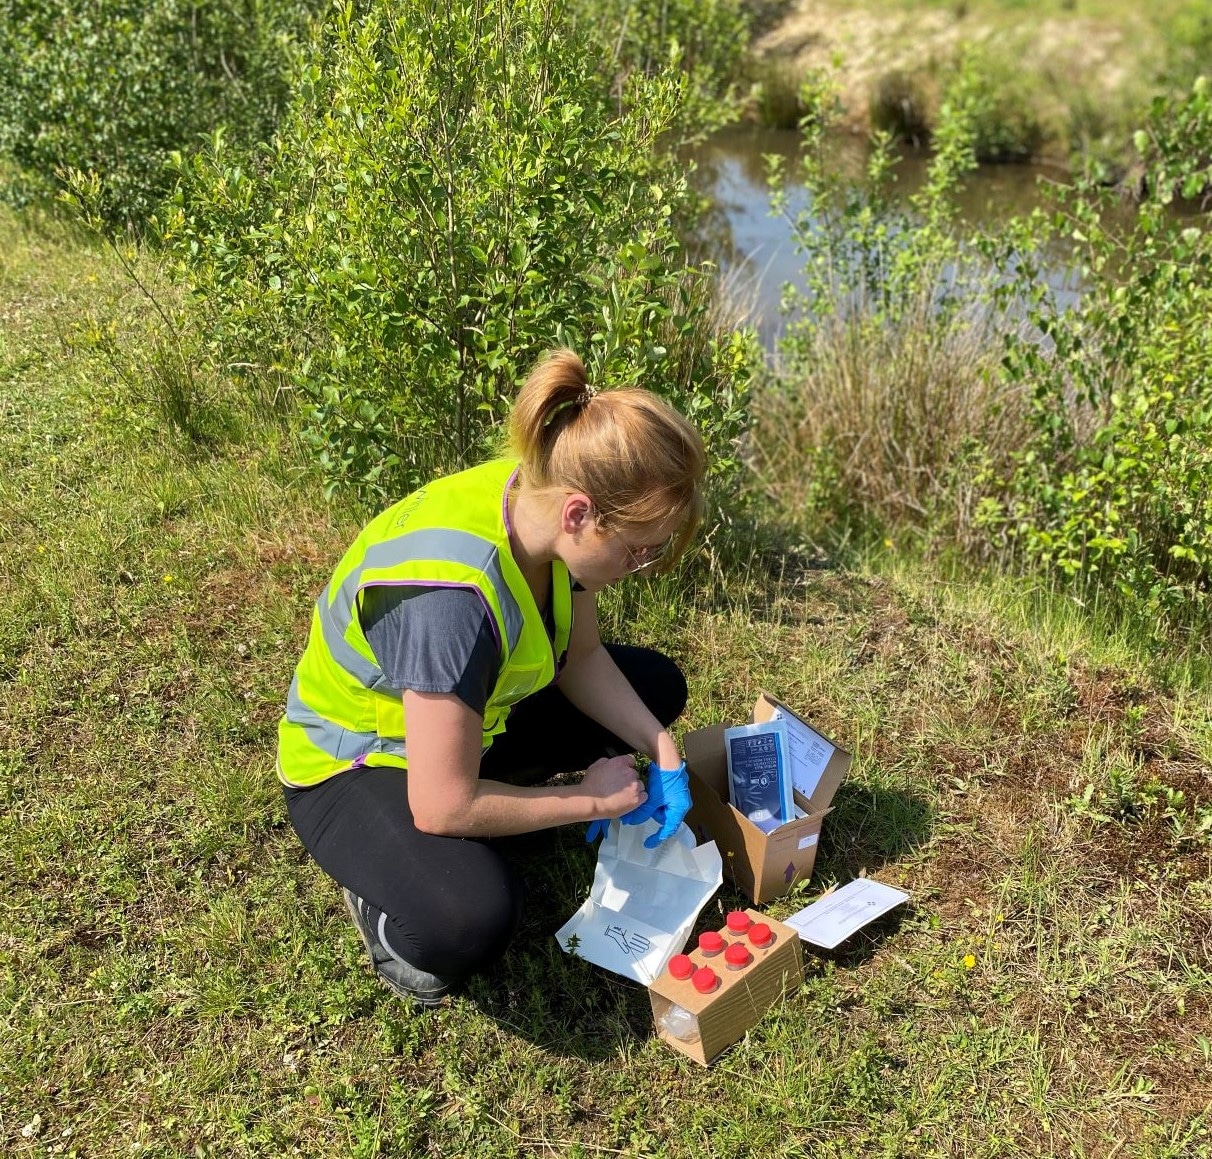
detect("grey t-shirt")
[359,585,500,717]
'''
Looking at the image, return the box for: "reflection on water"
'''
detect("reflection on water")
[686,125,1080,350]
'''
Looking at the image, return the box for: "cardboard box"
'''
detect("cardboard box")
[683,693,851,904]
[648,908,804,1065]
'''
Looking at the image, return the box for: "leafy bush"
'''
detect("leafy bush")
[162,0,755,501]
[950,44,1046,164]
[748,57,811,130]
[982,79,1212,641]
[1158,2,1212,93]
[0,0,324,230]
[1135,74,1212,204]
[568,0,749,138]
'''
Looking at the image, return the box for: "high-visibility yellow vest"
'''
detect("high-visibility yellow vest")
[277,458,574,787]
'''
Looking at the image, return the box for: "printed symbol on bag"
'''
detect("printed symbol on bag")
[605,924,651,956]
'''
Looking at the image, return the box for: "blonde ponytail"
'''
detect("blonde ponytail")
[507,349,706,566]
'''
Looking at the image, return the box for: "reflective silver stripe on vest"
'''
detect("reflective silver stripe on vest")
[285,675,407,762]
[315,581,393,691]
[316,528,524,690]
[361,528,523,651]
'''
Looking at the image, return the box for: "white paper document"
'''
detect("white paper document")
[785,878,910,949]
[556,819,723,984]
[771,707,836,802]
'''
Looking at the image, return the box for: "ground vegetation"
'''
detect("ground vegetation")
[1,3,1210,1156]
[746,0,1212,182]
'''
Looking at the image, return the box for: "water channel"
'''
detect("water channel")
[688,124,1079,351]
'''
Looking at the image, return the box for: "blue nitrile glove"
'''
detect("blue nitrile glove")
[586,818,609,843]
[621,760,691,848]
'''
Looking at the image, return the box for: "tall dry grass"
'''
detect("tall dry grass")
[751,283,1032,550]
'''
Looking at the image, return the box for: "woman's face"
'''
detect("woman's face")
[557,495,682,592]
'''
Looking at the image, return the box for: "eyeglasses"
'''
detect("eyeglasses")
[591,504,675,573]
[618,533,675,573]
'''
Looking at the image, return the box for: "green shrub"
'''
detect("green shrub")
[1064,85,1141,187]
[982,79,1212,642]
[0,0,324,231]
[1159,2,1212,93]
[948,44,1046,163]
[748,56,810,130]
[568,0,749,138]
[162,0,755,502]
[1135,74,1212,204]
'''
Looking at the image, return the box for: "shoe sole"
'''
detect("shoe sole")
[343,888,378,960]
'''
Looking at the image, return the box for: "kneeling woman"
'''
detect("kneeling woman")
[277,349,704,1004]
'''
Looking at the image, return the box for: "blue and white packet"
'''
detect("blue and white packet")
[724,719,794,834]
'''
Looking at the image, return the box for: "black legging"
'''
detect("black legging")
[283,644,687,981]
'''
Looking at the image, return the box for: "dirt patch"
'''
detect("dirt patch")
[801,571,1212,883]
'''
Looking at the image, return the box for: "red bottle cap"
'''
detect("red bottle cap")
[726,910,751,934]
[667,953,694,980]
[724,942,751,969]
[692,966,719,993]
[698,930,725,955]
[748,922,773,948]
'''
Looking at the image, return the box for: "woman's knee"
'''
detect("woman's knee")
[651,651,688,726]
[380,851,523,979]
[606,644,687,727]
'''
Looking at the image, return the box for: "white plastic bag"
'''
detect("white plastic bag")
[556,818,723,984]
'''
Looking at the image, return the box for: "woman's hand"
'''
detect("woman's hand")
[622,760,691,848]
[582,754,647,819]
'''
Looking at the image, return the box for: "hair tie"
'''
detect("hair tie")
[544,384,597,427]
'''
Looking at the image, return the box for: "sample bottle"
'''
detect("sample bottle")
[748,922,774,948]
[656,1002,701,1044]
[698,930,725,957]
[724,942,752,971]
[667,953,694,981]
[726,910,752,935]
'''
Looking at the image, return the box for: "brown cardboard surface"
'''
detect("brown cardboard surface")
[649,909,804,1065]
[682,696,850,904]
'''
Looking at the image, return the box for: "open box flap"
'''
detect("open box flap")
[754,692,852,814]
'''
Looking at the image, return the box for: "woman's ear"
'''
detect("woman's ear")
[561,493,594,536]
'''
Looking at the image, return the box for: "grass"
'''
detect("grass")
[751,283,1030,543]
[2,203,1211,1157]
